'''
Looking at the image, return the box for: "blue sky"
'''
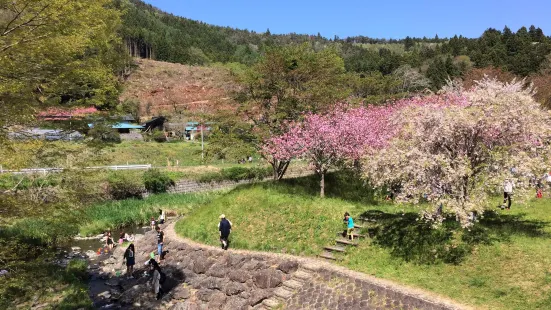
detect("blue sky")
[142,0,551,39]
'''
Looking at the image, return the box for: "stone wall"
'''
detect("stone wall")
[98,224,468,310]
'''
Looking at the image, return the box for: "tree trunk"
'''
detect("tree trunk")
[320,172,325,198]
[271,159,290,180]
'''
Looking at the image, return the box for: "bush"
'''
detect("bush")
[152,130,167,143]
[143,169,174,194]
[88,124,121,144]
[108,172,144,200]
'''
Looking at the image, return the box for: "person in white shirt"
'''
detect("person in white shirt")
[502,178,514,210]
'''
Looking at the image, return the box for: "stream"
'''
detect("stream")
[57,224,150,309]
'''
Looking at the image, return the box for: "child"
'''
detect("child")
[123,243,135,279]
[150,217,156,230]
[105,231,114,250]
[344,212,355,241]
[118,232,125,245]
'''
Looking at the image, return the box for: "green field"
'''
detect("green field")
[176,173,551,310]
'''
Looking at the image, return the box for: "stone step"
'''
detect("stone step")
[273,287,294,300]
[262,297,281,309]
[292,270,313,282]
[335,238,359,246]
[335,232,366,238]
[301,263,321,272]
[324,245,346,253]
[318,251,337,260]
[282,279,303,290]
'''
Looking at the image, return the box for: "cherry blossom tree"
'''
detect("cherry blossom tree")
[363,78,551,226]
[263,104,399,197]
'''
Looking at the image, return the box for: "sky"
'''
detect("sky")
[142,0,551,39]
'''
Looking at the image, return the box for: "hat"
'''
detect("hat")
[219,214,225,219]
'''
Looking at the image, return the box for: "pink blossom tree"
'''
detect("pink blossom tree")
[263,104,400,197]
[363,78,551,226]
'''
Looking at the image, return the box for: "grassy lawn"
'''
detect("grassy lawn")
[176,173,551,310]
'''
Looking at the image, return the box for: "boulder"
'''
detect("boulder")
[198,277,226,290]
[207,291,227,309]
[205,263,227,278]
[248,289,273,306]
[191,258,214,274]
[228,270,249,283]
[222,296,249,310]
[172,286,191,300]
[169,301,199,310]
[277,261,299,274]
[253,269,283,289]
[224,282,246,296]
[196,288,215,302]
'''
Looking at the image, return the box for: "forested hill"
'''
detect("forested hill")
[121,0,551,79]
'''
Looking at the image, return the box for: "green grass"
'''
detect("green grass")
[0,256,92,309]
[79,191,220,236]
[176,174,551,310]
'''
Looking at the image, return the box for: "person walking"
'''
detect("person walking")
[344,212,355,241]
[123,243,136,279]
[502,178,514,210]
[156,226,164,261]
[218,214,232,250]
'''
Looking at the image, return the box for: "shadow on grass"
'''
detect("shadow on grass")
[235,170,378,204]
[359,209,550,265]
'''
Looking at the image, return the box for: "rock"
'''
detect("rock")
[248,289,272,306]
[105,278,120,287]
[222,296,249,310]
[277,261,299,274]
[198,277,226,290]
[192,258,214,274]
[207,291,227,309]
[205,263,227,278]
[228,270,249,283]
[169,301,199,310]
[97,291,111,299]
[253,269,283,289]
[172,286,191,300]
[224,282,246,296]
[241,259,260,271]
[238,291,251,300]
[196,288,215,302]
[71,246,81,252]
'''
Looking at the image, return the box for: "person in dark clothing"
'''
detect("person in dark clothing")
[218,214,232,250]
[123,243,135,278]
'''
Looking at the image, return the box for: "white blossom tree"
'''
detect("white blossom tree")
[363,78,551,226]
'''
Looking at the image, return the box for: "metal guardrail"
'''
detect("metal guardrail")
[0,164,152,175]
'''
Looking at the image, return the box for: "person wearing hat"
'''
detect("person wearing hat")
[218,214,232,250]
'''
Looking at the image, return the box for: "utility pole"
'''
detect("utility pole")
[201,101,204,161]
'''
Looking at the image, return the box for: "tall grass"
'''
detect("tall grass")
[79,191,220,236]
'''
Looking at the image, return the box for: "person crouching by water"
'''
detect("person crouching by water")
[218,214,232,250]
[123,243,135,279]
[158,209,166,224]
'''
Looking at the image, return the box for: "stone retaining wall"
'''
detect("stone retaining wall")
[98,223,468,310]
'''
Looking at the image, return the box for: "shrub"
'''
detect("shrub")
[88,124,121,144]
[152,130,167,143]
[143,169,175,194]
[108,172,144,200]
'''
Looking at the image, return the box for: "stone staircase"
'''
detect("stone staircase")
[259,264,318,309]
[318,218,370,261]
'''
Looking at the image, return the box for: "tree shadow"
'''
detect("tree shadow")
[358,209,550,265]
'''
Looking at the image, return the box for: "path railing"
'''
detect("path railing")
[0,164,152,175]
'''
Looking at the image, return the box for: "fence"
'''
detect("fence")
[0,164,152,175]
